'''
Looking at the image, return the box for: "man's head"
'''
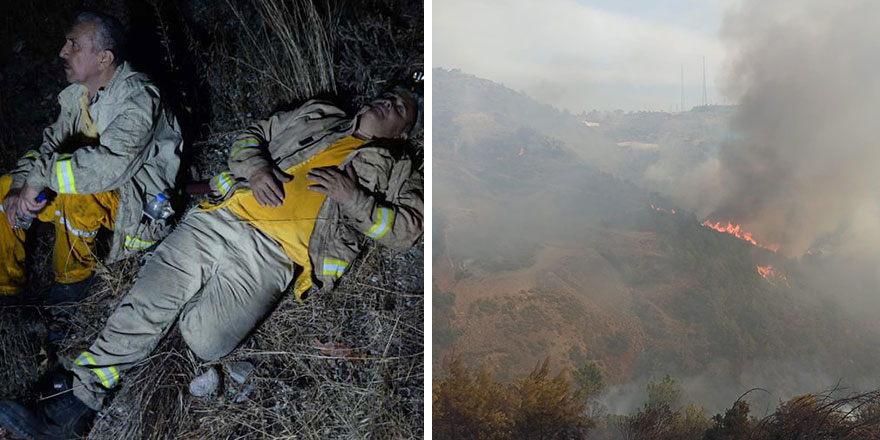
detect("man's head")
[355,88,418,141]
[59,12,126,89]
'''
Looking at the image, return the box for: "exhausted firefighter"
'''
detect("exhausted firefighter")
[0,84,424,439]
[0,12,184,305]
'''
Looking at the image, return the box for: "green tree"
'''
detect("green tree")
[703,400,752,440]
[573,361,607,418]
[572,361,606,399]
[647,374,681,409]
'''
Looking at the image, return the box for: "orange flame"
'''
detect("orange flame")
[650,204,676,214]
[701,220,780,252]
[518,147,524,156]
[756,265,790,287]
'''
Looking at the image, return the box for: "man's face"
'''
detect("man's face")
[58,23,105,86]
[357,91,416,140]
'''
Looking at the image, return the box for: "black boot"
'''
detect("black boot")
[46,276,94,306]
[0,373,95,439]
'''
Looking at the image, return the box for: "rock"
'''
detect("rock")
[189,367,220,397]
[225,361,254,384]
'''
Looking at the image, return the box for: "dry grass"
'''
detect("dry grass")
[0,307,44,398]
[197,0,336,127]
[749,388,880,440]
[80,243,423,440]
[233,0,336,99]
[0,0,423,438]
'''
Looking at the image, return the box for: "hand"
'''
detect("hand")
[307,165,360,202]
[248,167,292,207]
[3,188,23,228]
[19,186,47,214]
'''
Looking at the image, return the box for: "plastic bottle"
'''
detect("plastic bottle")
[142,193,171,223]
[14,192,47,229]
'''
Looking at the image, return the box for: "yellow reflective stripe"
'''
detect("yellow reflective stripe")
[91,367,119,388]
[74,352,119,388]
[125,235,155,250]
[55,211,99,238]
[92,368,109,387]
[23,150,39,160]
[56,156,77,194]
[322,258,348,277]
[212,172,234,196]
[74,351,97,366]
[230,138,260,159]
[365,206,394,240]
[99,366,119,388]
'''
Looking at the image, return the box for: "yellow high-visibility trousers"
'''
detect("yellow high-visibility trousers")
[0,174,117,294]
[0,175,26,295]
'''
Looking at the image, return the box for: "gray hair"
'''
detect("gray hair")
[73,11,126,66]
[391,85,422,138]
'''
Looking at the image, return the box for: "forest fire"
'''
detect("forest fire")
[650,204,675,214]
[701,220,779,252]
[756,265,790,287]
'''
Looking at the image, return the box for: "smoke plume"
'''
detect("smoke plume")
[702,0,880,258]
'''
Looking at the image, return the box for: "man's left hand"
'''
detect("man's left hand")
[307,166,360,202]
[19,186,47,214]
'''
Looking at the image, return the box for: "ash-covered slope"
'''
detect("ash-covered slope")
[432,68,880,413]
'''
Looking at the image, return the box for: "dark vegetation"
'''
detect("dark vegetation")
[0,0,422,438]
[434,357,880,440]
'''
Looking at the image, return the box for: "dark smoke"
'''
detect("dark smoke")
[707,0,880,258]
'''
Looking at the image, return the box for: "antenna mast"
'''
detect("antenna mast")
[681,64,684,112]
[702,56,708,106]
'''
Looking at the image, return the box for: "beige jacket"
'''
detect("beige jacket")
[9,62,184,262]
[207,100,423,293]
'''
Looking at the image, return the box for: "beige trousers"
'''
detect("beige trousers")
[71,207,296,410]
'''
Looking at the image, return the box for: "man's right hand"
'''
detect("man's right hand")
[3,188,23,228]
[248,168,293,207]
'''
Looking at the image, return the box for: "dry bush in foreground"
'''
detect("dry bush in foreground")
[750,390,880,440]
[433,357,592,440]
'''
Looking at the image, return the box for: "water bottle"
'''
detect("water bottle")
[142,193,172,223]
[14,192,47,229]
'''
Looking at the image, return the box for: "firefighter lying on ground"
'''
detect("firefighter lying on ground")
[0,11,184,306]
[0,85,424,439]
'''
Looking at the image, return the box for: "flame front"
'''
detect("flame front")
[756,265,790,287]
[650,204,675,214]
[701,220,780,252]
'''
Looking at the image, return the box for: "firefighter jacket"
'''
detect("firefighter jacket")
[206,100,423,294]
[7,62,184,262]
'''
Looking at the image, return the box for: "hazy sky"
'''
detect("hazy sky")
[434,0,731,111]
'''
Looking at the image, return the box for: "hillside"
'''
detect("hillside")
[432,68,880,413]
